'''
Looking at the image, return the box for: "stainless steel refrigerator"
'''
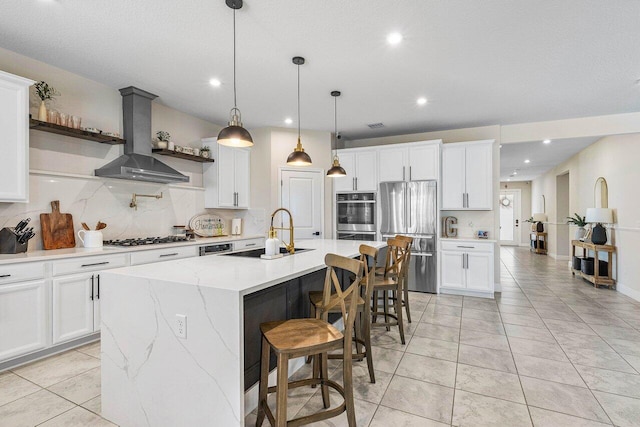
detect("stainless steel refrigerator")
[379,180,437,293]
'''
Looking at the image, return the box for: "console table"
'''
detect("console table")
[530,232,547,255]
[571,240,616,288]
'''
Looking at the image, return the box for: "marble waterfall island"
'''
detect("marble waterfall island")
[100,239,385,427]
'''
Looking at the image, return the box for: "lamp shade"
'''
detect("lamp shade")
[585,208,613,224]
[217,125,253,147]
[532,213,547,222]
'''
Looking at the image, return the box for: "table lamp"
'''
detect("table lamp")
[585,208,613,245]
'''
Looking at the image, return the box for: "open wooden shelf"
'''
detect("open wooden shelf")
[571,240,616,289]
[152,149,214,163]
[29,119,125,145]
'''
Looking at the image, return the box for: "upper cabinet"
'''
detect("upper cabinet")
[333,149,377,192]
[203,138,251,209]
[378,141,440,183]
[441,140,494,210]
[0,71,34,203]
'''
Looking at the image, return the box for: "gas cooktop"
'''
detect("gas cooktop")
[103,236,190,247]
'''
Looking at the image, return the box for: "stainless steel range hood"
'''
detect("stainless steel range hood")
[94,87,189,183]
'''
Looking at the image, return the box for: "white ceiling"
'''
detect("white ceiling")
[1,1,640,140]
[500,137,600,182]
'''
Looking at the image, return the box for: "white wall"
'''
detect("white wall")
[531,133,640,300]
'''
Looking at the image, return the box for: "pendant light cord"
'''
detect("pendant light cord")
[333,95,337,155]
[297,63,301,140]
[233,8,237,109]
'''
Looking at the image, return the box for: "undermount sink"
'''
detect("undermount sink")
[224,247,313,258]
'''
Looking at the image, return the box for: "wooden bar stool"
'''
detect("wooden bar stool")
[375,235,414,323]
[308,244,379,384]
[256,254,364,427]
[371,238,410,345]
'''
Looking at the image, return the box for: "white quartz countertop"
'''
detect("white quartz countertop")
[440,237,497,243]
[0,235,263,265]
[103,239,386,295]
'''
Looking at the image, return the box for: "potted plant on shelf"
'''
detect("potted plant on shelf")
[201,145,211,159]
[567,213,588,240]
[524,216,545,232]
[156,131,171,149]
[34,81,60,122]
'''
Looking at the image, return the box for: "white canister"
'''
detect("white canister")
[168,141,175,151]
[78,230,103,248]
[265,229,279,256]
[231,218,242,235]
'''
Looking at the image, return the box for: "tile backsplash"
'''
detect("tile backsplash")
[0,172,266,251]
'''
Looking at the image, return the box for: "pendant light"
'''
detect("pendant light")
[217,0,253,147]
[286,56,312,166]
[327,90,347,177]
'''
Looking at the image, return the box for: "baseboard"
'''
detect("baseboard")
[550,254,570,261]
[617,282,640,303]
[519,243,530,247]
[440,286,494,299]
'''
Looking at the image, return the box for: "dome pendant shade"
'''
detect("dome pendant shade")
[286,138,312,166]
[218,0,253,148]
[327,156,347,177]
[217,108,253,147]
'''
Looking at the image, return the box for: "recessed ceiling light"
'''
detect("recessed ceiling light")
[387,32,403,45]
[417,97,427,106]
[513,171,518,175]
[284,118,293,125]
[524,159,531,163]
[499,144,503,148]
[209,78,221,87]
[543,139,551,144]
[507,178,511,181]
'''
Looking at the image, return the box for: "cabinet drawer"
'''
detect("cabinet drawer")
[0,262,46,285]
[233,238,264,251]
[130,246,196,266]
[441,241,493,253]
[53,254,128,276]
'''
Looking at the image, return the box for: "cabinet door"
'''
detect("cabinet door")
[234,148,251,208]
[465,143,493,209]
[0,71,33,202]
[409,144,439,181]
[333,152,356,192]
[0,280,47,361]
[355,151,377,191]
[441,146,466,209]
[377,147,407,182]
[441,251,465,289]
[217,145,236,207]
[52,274,94,343]
[465,252,493,291]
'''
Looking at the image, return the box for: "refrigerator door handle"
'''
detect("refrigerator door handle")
[403,166,406,181]
[411,253,433,257]
[409,166,412,181]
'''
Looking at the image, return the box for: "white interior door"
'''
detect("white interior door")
[499,189,521,246]
[280,168,324,240]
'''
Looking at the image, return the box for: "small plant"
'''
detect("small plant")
[34,81,60,101]
[524,216,535,223]
[201,145,210,153]
[566,213,587,227]
[156,131,171,142]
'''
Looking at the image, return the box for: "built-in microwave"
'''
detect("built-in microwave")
[336,231,377,241]
[336,192,376,234]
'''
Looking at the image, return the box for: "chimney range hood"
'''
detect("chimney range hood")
[94,87,189,184]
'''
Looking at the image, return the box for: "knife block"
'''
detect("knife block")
[0,228,28,254]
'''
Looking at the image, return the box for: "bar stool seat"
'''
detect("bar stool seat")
[260,319,343,353]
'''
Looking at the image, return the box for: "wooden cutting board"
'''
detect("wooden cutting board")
[40,200,76,250]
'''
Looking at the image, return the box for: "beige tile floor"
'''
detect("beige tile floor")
[2,246,640,426]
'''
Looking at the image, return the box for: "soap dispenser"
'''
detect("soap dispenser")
[265,227,279,256]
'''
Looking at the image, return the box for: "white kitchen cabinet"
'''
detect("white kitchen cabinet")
[0,71,34,203]
[333,149,377,192]
[441,140,493,210]
[130,246,196,266]
[0,280,48,362]
[52,273,98,343]
[440,240,494,297]
[377,141,440,183]
[203,138,251,209]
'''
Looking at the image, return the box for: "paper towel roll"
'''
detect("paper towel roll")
[231,218,242,235]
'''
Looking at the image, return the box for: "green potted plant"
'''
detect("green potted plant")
[34,81,60,121]
[567,213,588,240]
[156,131,171,149]
[201,145,211,159]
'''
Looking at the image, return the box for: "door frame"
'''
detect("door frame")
[278,167,325,239]
[499,188,521,246]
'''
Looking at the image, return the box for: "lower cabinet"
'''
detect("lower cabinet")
[440,241,494,296]
[0,280,48,361]
[52,273,101,344]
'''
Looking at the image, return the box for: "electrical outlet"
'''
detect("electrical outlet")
[175,314,187,339]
